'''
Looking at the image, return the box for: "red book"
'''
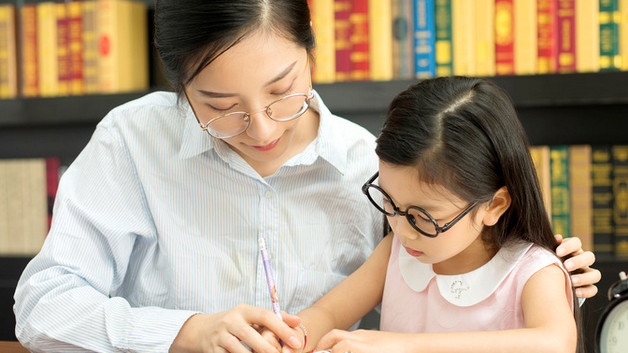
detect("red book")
[350,0,369,80]
[20,4,38,97]
[45,157,60,230]
[556,0,575,72]
[56,3,70,96]
[495,0,515,75]
[67,1,83,95]
[537,0,558,74]
[334,0,352,81]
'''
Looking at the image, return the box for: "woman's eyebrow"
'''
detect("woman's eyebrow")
[264,61,297,87]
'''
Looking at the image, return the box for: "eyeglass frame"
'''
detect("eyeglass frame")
[183,58,315,139]
[361,171,479,238]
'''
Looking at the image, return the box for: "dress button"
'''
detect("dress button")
[264,190,273,198]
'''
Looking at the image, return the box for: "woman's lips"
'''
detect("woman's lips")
[252,138,280,151]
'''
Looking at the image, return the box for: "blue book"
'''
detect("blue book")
[413,0,436,79]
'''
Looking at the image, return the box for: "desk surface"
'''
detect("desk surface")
[0,341,29,352]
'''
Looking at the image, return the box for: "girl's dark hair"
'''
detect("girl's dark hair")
[376,76,582,352]
[154,0,315,95]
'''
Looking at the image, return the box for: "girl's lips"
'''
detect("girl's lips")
[404,246,423,257]
[252,138,280,151]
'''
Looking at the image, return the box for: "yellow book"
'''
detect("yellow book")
[530,145,552,220]
[473,0,495,77]
[621,0,628,70]
[37,2,58,97]
[452,0,474,75]
[368,0,392,81]
[312,0,336,83]
[97,0,123,93]
[514,0,537,75]
[67,1,84,95]
[82,0,99,94]
[575,0,600,72]
[56,2,70,96]
[569,145,593,251]
[0,4,17,99]
[128,1,148,92]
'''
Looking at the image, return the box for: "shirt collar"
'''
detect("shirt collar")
[398,237,534,307]
[178,90,347,175]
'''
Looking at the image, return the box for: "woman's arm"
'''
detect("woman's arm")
[315,264,577,353]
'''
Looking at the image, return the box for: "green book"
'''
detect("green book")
[550,146,570,237]
[599,0,621,70]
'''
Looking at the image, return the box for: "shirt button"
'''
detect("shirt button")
[264,190,273,198]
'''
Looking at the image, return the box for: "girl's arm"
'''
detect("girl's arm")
[297,234,393,352]
[315,263,577,353]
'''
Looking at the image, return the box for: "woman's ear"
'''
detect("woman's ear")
[483,186,511,226]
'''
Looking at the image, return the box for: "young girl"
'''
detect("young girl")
[287,76,581,353]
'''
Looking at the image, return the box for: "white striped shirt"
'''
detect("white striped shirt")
[14,91,384,352]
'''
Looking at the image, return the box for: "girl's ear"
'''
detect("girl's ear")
[483,186,511,226]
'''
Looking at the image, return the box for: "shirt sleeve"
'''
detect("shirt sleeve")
[14,120,197,352]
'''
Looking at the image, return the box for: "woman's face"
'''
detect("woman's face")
[185,30,318,176]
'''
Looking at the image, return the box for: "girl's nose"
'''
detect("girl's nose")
[390,216,420,241]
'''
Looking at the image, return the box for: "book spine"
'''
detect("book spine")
[435,0,453,77]
[20,4,38,97]
[473,0,496,76]
[575,0,600,72]
[82,0,99,94]
[368,0,393,81]
[612,145,628,259]
[414,0,436,79]
[495,0,515,75]
[392,0,414,79]
[350,0,369,81]
[599,0,621,70]
[0,4,17,99]
[452,0,474,75]
[530,145,552,218]
[37,2,59,97]
[56,2,70,96]
[334,0,353,82]
[311,0,336,83]
[67,1,83,95]
[556,0,576,72]
[537,0,558,74]
[619,0,628,70]
[128,1,148,92]
[98,0,120,93]
[569,145,593,251]
[591,145,615,260]
[550,145,570,237]
[514,0,538,74]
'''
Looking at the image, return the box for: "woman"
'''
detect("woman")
[14,1,599,353]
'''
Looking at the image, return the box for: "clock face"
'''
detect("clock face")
[599,300,628,353]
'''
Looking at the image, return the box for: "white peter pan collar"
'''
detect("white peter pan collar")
[398,239,533,307]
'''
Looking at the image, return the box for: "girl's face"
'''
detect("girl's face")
[185,30,318,177]
[378,162,493,275]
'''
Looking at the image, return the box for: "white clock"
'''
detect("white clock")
[596,271,628,353]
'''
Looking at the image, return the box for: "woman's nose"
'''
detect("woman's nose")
[246,108,277,141]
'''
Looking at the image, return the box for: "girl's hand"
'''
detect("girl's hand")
[170,304,303,353]
[259,312,305,353]
[555,234,602,298]
[315,329,406,353]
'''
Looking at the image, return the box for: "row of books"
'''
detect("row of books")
[0,0,148,99]
[308,0,628,83]
[0,158,60,256]
[531,144,628,261]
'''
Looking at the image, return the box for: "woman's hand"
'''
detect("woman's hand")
[259,313,305,353]
[555,234,602,298]
[170,304,303,353]
[315,329,406,353]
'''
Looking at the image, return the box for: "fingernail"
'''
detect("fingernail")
[571,276,580,285]
[556,246,566,257]
[288,336,301,348]
[283,347,293,353]
[575,288,583,298]
[564,260,574,271]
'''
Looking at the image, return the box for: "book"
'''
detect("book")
[20,4,38,97]
[0,4,17,99]
[368,0,393,81]
[556,0,576,72]
[495,0,515,75]
[414,0,436,78]
[37,2,59,97]
[530,145,552,218]
[392,0,414,79]
[550,145,570,236]
[311,0,336,83]
[473,0,495,77]
[612,145,628,259]
[620,0,628,70]
[56,2,70,96]
[569,145,593,251]
[128,0,148,92]
[82,0,99,94]
[334,0,353,81]
[350,0,369,80]
[575,0,600,72]
[537,0,558,74]
[452,0,474,75]
[591,145,614,260]
[434,0,453,77]
[514,0,538,74]
[67,1,83,95]
[599,0,621,70]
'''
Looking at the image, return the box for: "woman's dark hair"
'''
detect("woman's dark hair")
[376,76,582,353]
[154,0,315,95]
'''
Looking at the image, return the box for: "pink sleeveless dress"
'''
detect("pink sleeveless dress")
[380,235,573,332]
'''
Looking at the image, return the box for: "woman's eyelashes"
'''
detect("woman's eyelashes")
[205,84,296,113]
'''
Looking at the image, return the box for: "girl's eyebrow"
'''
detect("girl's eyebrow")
[196,61,298,98]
